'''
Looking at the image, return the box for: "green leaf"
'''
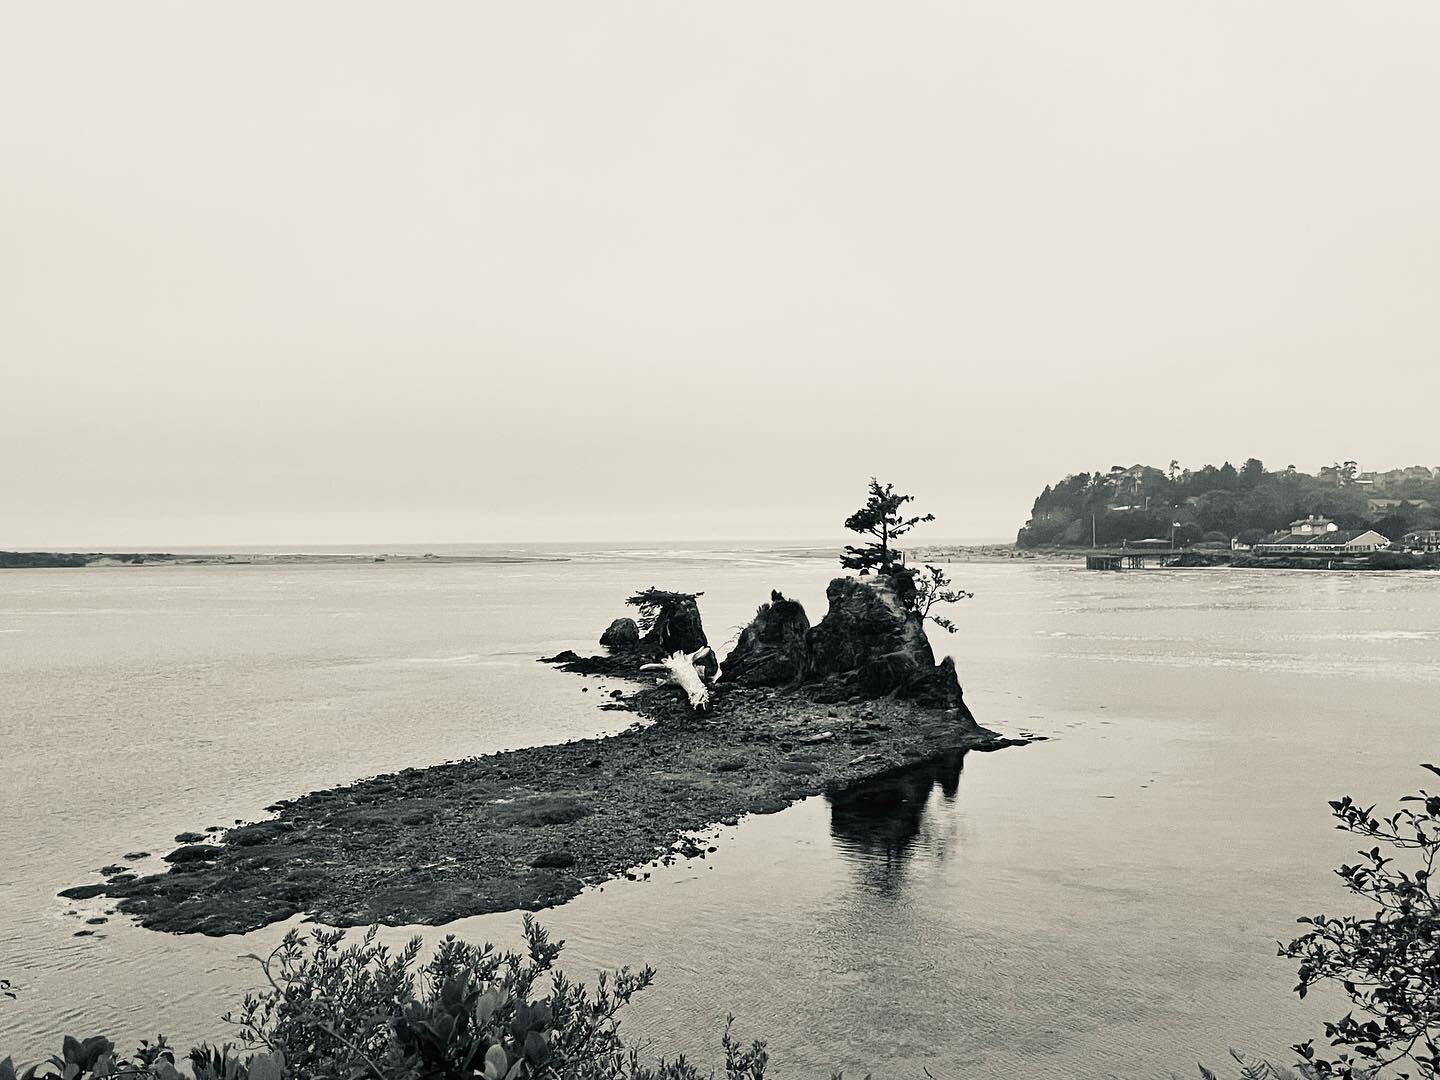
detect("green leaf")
[483,1045,507,1080]
[475,987,503,1029]
[245,1054,283,1080]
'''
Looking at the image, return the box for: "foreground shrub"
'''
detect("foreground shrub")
[17,768,1440,1079]
[1280,765,1440,1079]
[1,918,769,1080]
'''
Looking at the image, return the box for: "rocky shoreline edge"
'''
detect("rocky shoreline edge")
[58,573,1035,936]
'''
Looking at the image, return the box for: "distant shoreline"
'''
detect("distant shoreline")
[0,550,569,569]
[2,544,1059,570]
[1013,546,1440,572]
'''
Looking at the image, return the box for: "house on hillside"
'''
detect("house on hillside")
[1368,497,1432,517]
[1369,466,1438,492]
[1283,515,1339,537]
[1404,529,1440,553]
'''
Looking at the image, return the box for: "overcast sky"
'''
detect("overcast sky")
[3,3,1438,547]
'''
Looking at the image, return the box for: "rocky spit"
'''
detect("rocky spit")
[59,572,1033,936]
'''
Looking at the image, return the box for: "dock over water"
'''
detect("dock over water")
[1085,547,1185,570]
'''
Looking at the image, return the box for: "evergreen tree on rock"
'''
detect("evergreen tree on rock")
[840,478,935,575]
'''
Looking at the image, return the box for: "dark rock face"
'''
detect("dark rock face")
[641,596,708,656]
[599,617,640,652]
[721,592,812,687]
[903,656,969,715]
[806,574,935,678]
[573,575,971,717]
[802,573,972,717]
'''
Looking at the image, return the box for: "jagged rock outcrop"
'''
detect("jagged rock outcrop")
[721,572,972,717]
[566,575,970,718]
[599,617,640,652]
[720,590,811,687]
[640,595,708,656]
[805,573,932,681]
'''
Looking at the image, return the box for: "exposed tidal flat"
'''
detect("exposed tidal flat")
[63,675,1020,934]
[3,551,1439,1076]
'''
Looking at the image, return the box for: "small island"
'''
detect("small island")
[57,483,1030,935]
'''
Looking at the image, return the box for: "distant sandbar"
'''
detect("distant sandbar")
[0,550,568,569]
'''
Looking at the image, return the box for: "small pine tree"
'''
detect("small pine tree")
[840,478,935,575]
[913,564,973,633]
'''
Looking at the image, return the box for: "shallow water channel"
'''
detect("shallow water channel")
[3,551,1437,1076]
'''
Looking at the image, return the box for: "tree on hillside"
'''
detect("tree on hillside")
[1327,460,1360,486]
[1195,490,1241,536]
[840,478,934,575]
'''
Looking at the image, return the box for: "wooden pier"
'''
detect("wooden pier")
[1085,547,1184,570]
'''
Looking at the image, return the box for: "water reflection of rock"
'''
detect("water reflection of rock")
[826,750,966,891]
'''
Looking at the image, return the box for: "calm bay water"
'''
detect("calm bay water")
[2,552,1438,1077]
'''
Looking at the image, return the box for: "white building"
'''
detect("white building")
[1404,529,1440,553]
[1253,525,1391,556]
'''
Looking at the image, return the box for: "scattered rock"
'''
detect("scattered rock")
[163,844,223,864]
[599,617,641,652]
[122,851,150,861]
[778,760,822,775]
[539,651,637,678]
[174,832,206,843]
[847,753,886,767]
[57,884,108,900]
[227,820,295,846]
[99,864,128,876]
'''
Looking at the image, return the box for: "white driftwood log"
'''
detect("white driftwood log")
[640,647,719,712]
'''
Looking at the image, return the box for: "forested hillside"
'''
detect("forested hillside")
[1016,460,1440,548]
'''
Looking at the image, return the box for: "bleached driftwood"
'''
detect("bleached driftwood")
[640,647,719,712]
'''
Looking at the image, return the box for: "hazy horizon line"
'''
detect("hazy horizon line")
[7,535,1017,555]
